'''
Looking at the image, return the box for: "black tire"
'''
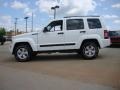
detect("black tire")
[14,45,32,62]
[1,42,4,45]
[32,52,38,57]
[81,42,99,59]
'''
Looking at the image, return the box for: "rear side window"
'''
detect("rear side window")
[87,19,102,29]
[67,19,84,30]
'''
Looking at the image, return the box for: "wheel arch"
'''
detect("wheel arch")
[80,39,101,49]
[12,42,33,54]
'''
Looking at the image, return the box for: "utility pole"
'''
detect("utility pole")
[51,5,59,19]
[31,13,33,32]
[24,17,29,33]
[14,18,18,36]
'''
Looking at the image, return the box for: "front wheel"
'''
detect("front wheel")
[1,42,4,45]
[14,45,32,62]
[81,42,99,59]
[32,52,38,57]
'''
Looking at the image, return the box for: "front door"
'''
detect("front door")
[38,20,65,51]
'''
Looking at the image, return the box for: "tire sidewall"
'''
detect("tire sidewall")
[81,42,99,59]
[1,40,4,45]
[14,45,32,62]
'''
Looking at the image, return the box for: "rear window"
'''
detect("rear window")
[87,19,102,29]
[66,19,84,30]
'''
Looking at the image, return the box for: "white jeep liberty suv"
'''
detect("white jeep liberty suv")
[10,16,111,62]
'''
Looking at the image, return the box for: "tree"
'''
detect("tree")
[0,27,6,36]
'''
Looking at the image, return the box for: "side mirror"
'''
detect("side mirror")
[43,27,48,33]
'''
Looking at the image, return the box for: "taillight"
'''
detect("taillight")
[104,30,109,39]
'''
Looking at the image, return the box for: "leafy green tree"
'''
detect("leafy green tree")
[0,27,6,36]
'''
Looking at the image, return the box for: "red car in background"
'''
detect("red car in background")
[109,31,120,45]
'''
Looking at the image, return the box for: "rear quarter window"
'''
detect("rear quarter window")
[87,19,102,29]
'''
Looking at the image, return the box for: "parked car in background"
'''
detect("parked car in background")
[109,31,120,45]
[0,36,6,45]
[5,36,12,41]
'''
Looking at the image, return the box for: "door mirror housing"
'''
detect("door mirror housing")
[43,27,48,32]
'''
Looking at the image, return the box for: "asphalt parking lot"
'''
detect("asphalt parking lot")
[0,42,120,90]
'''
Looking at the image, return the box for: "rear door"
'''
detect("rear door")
[64,18,86,50]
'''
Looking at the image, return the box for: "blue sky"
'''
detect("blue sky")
[0,0,120,32]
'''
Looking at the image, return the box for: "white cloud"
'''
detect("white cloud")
[24,7,32,16]
[100,0,106,2]
[114,20,120,24]
[0,15,12,30]
[10,1,36,17]
[36,0,57,13]
[36,0,97,16]
[11,1,27,9]
[98,3,102,6]
[103,15,119,19]
[112,3,120,8]
[0,15,12,25]
[3,2,8,7]
[24,7,36,17]
[103,8,108,10]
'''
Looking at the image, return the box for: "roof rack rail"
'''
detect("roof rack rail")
[64,16,100,18]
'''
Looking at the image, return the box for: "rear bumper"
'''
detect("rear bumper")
[100,39,111,48]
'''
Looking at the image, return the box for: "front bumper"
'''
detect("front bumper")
[9,42,14,54]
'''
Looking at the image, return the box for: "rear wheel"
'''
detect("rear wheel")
[81,42,99,59]
[14,45,32,62]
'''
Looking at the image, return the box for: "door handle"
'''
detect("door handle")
[58,32,64,35]
[80,31,86,33]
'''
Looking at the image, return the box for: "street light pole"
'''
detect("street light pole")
[14,18,18,36]
[54,8,56,19]
[51,5,59,19]
[24,17,29,33]
[31,13,33,32]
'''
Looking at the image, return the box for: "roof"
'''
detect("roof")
[64,16,100,18]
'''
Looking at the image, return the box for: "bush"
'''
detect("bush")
[0,27,6,36]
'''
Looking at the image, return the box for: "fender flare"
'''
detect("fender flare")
[12,38,37,53]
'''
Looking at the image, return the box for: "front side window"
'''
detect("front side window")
[67,19,84,30]
[87,19,102,29]
[46,20,63,32]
